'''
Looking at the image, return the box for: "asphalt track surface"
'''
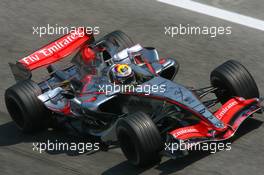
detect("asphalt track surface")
[0,0,264,174]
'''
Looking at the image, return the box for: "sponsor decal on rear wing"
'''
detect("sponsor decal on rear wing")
[18,28,93,71]
[9,28,94,81]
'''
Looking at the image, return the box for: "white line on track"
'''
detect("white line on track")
[157,0,264,31]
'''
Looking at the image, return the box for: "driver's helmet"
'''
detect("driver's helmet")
[110,64,136,84]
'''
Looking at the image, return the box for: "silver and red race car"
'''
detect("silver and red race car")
[5,29,263,166]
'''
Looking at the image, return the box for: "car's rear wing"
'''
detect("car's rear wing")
[9,28,94,81]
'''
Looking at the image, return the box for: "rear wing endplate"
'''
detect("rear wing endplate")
[9,62,32,81]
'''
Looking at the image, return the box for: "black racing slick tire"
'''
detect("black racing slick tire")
[99,30,134,52]
[116,112,162,167]
[5,80,50,133]
[210,60,259,103]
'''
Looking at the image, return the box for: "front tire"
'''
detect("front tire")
[116,112,162,167]
[210,60,259,103]
[5,80,50,133]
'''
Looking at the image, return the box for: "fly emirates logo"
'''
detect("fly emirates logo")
[21,31,83,65]
[215,100,238,119]
[173,128,198,138]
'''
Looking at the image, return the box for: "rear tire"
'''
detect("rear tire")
[116,112,162,167]
[210,60,259,103]
[98,30,134,52]
[5,80,50,133]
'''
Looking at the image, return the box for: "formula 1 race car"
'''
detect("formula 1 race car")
[5,29,263,166]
